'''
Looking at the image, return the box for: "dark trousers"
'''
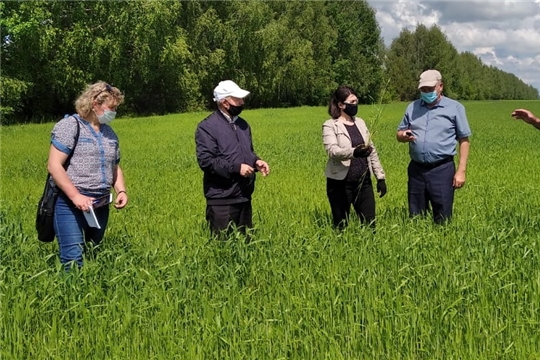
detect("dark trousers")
[206,202,253,235]
[407,159,455,224]
[326,177,375,229]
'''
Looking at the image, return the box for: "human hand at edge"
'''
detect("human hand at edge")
[511,109,538,125]
[376,179,387,198]
[71,193,95,212]
[240,164,255,177]
[401,130,416,142]
[114,192,128,209]
[255,160,270,177]
[453,171,466,189]
[353,145,372,158]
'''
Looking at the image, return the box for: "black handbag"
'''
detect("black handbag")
[36,117,80,242]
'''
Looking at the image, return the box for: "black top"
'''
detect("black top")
[195,110,260,205]
[344,123,369,182]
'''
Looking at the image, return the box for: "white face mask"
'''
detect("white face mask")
[97,110,116,124]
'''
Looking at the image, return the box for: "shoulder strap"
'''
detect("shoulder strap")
[63,115,81,170]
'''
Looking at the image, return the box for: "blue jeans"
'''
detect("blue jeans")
[54,194,110,267]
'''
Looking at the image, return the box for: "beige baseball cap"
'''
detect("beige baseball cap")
[418,70,442,89]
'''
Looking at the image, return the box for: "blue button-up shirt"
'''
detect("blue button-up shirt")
[397,96,471,164]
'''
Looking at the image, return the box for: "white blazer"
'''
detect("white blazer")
[322,117,386,181]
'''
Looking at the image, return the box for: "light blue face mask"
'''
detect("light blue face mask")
[420,91,438,104]
[97,110,117,124]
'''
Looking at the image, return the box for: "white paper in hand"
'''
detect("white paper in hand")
[83,206,101,229]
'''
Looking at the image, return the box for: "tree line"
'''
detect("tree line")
[1,1,538,124]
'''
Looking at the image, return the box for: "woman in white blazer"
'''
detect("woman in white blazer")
[322,86,387,229]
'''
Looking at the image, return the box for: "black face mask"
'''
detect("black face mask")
[343,103,358,117]
[226,102,244,117]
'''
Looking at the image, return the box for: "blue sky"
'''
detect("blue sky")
[367,0,540,92]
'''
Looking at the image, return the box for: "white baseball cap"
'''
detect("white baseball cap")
[213,80,250,101]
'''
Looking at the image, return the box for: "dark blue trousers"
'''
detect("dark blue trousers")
[407,159,455,224]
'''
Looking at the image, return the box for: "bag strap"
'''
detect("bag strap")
[63,115,81,170]
[47,115,81,186]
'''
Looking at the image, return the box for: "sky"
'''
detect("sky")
[366,0,540,92]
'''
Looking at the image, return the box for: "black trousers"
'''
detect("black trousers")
[206,201,253,235]
[326,177,375,229]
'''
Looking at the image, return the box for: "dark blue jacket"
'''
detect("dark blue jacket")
[195,110,260,205]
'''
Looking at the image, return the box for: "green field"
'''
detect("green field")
[2,101,540,359]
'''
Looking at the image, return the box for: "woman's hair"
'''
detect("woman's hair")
[75,81,125,118]
[328,85,357,119]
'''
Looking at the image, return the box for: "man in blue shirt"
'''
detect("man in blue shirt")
[397,69,471,224]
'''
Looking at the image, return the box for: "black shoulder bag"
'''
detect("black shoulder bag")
[36,117,80,242]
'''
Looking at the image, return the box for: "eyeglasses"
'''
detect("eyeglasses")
[94,84,114,99]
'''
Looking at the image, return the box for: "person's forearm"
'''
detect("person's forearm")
[48,164,79,199]
[531,116,540,129]
[113,165,127,193]
[457,139,470,173]
[323,125,354,159]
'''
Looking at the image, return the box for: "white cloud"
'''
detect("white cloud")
[426,1,539,23]
[368,0,540,91]
[473,47,503,66]
[502,54,540,86]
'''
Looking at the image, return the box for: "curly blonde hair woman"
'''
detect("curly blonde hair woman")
[47,81,128,268]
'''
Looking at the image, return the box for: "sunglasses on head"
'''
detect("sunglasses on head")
[94,84,114,99]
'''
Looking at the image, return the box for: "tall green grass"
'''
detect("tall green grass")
[2,101,540,359]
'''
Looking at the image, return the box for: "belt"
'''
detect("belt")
[412,156,453,169]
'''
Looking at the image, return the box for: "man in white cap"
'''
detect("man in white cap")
[195,80,270,237]
[396,69,471,224]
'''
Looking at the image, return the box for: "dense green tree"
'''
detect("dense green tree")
[386,24,459,100]
[1,1,537,124]
[100,1,194,114]
[385,24,538,102]
[326,0,385,103]
[385,29,418,101]
[1,1,64,120]
[262,1,336,106]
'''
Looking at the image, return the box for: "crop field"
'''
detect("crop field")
[2,101,540,359]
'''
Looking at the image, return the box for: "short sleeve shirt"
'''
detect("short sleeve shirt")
[397,96,471,164]
[51,115,120,194]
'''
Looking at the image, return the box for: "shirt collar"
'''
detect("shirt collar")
[219,109,237,123]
